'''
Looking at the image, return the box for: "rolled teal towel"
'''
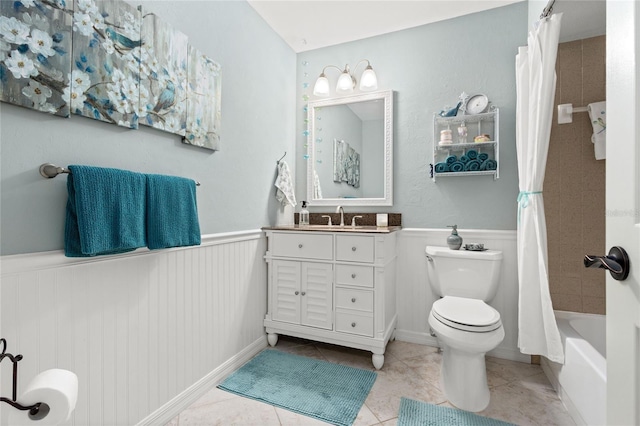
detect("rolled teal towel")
[466,149,478,160]
[434,162,450,173]
[445,155,457,165]
[65,165,147,257]
[464,159,482,171]
[449,161,464,172]
[480,159,498,171]
[146,174,201,250]
[478,152,489,161]
[484,159,497,170]
[459,155,469,164]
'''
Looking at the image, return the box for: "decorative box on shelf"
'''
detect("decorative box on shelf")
[431,108,499,181]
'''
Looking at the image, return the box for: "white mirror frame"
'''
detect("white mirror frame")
[306,90,393,206]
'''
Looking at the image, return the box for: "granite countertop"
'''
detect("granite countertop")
[264,212,402,233]
[263,225,402,234]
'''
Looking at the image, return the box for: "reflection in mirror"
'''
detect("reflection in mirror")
[307,90,393,206]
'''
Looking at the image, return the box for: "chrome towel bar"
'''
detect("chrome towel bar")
[39,163,201,186]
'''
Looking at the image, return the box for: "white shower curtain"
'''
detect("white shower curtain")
[515,13,564,363]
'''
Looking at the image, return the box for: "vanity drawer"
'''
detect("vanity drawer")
[335,264,374,288]
[271,233,333,260]
[336,288,373,312]
[335,311,374,337]
[336,235,374,263]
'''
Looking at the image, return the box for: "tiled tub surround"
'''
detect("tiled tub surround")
[545,35,606,314]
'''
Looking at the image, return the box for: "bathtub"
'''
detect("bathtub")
[541,311,606,426]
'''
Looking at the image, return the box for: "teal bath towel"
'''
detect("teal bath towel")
[464,159,482,171]
[435,162,450,173]
[449,161,465,172]
[480,159,498,171]
[466,149,478,160]
[65,165,147,257]
[146,174,201,250]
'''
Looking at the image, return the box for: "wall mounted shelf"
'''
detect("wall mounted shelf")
[431,108,500,181]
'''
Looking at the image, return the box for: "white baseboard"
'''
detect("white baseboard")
[136,336,268,426]
[394,328,531,363]
[394,329,440,348]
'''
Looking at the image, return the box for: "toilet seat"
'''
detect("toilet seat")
[432,296,502,332]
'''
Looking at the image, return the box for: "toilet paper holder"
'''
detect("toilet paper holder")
[0,338,49,421]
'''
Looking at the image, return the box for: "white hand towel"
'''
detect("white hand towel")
[313,169,323,199]
[274,161,297,207]
[588,101,606,160]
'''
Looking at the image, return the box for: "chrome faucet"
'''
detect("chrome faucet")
[336,205,345,226]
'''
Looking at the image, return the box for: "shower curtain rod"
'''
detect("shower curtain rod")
[540,0,556,19]
[38,163,201,186]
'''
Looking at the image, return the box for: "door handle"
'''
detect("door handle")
[584,246,630,281]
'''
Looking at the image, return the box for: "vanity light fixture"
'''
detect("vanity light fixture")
[313,60,378,97]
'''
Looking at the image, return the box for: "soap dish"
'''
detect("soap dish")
[464,243,485,251]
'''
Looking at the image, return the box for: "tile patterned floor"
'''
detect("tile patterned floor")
[168,337,575,425]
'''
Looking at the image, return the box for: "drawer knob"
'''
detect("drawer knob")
[298,244,303,248]
[351,322,356,327]
[352,246,357,251]
[295,291,299,295]
[351,298,356,303]
[351,273,356,279]
[301,291,306,296]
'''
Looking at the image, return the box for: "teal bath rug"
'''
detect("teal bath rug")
[218,349,376,426]
[397,397,516,426]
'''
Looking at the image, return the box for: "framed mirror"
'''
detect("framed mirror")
[306,90,393,206]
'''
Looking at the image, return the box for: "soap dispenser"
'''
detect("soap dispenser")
[447,225,463,250]
[299,201,310,227]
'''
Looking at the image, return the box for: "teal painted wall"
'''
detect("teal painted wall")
[296,3,527,230]
[0,1,296,255]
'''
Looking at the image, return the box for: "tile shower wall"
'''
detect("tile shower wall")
[545,35,606,314]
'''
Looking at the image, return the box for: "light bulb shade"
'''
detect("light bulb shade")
[359,66,378,91]
[313,74,330,97]
[336,71,354,94]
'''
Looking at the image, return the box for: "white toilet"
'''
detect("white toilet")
[426,245,505,412]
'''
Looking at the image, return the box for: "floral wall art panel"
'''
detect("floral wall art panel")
[184,44,221,150]
[0,0,73,117]
[139,10,187,135]
[70,0,141,129]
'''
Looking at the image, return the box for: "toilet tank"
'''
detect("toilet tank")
[426,246,503,301]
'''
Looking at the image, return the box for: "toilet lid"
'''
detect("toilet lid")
[432,296,502,332]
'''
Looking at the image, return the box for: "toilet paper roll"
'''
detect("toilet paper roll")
[8,369,78,426]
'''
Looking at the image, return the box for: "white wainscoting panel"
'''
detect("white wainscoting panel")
[396,228,527,362]
[0,230,267,426]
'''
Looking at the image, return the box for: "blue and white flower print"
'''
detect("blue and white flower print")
[0,0,73,117]
[138,11,188,136]
[184,45,221,150]
[69,0,141,128]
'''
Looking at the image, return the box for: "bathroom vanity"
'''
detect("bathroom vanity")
[262,226,399,369]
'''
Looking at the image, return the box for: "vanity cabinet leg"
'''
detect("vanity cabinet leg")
[372,353,384,370]
[267,333,279,347]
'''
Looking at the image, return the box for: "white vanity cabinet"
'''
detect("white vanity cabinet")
[264,229,398,369]
[271,260,333,330]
